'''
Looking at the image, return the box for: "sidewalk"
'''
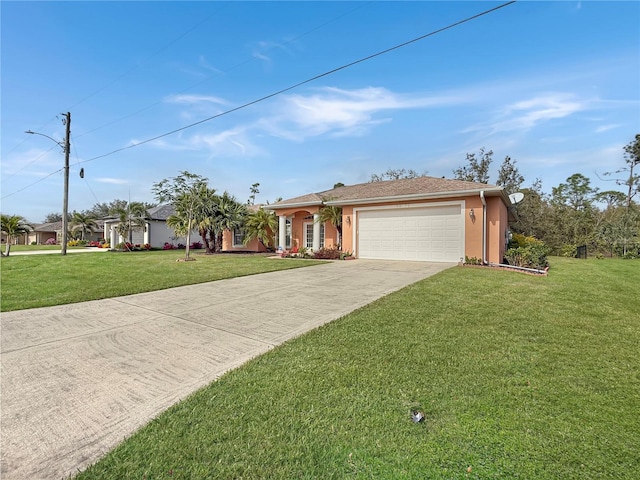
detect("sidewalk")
[5,247,110,256]
[0,259,454,479]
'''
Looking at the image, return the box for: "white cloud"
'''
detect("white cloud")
[261,86,464,140]
[501,93,586,130]
[95,177,129,185]
[165,94,228,106]
[595,124,621,133]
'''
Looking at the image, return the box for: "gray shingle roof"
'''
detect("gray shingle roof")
[269,176,503,209]
[147,204,176,220]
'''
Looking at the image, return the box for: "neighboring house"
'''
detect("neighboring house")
[103,204,269,252]
[267,176,512,264]
[221,204,271,253]
[27,221,61,245]
[24,220,105,245]
[103,205,182,248]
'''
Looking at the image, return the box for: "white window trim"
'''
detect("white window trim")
[232,229,245,247]
[304,221,325,249]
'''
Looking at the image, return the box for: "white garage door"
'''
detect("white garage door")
[357,204,463,262]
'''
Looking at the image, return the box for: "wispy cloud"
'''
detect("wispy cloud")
[95,177,129,185]
[261,86,464,140]
[595,124,621,133]
[464,92,588,136]
[165,94,228,106]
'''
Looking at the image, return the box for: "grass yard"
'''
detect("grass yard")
[75,257,639,479]
[0,251,324,311]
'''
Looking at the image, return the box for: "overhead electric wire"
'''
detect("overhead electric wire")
[1,3,231,160]
[1,144,59,185]
[71,132,101,205]
[75,1,373,139]
[67,2,233,111]
[2,1,516,200]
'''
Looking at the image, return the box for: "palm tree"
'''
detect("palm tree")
[1,214,32,257]
[112,202,148,248]
[243,207,278,250]
[212,192,247,252]
[318,204,343,248]
[192,186,218,254]
[70,212,98,241]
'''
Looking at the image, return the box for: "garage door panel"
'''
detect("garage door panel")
[357,205,462,262]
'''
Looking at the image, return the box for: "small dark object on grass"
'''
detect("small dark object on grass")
[411,410,425,423]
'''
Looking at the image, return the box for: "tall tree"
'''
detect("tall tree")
[1,214,32,256]
[43,212,63,223]
[603,134,640,209]
[550,173,598,249]
[70,211,98,241]
[112,202,149,248]
[510,179,550,240]
[453,148,492,183]
[85,200,155,219]
[496,156,525,194]
[243,207,278,250]
[369,168,426,182]
[153,171,209,259]
[248,182,260,205]
[212,192,247,252]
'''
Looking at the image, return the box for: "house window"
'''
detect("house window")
[305,222,325,249]
[233,229,244,247]
[286,220,291,249]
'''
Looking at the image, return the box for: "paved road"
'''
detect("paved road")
[0,259,454,479]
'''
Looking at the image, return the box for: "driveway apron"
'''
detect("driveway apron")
[0,259,454,479]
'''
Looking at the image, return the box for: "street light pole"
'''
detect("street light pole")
[61,112,71,255]
[25,112,71,255]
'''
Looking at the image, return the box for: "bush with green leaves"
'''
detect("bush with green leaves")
[505,235,550,270]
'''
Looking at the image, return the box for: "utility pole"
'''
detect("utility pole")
[25,112,72,256]
[61,112,71,255]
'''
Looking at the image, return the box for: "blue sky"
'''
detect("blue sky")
[1,1,638,223]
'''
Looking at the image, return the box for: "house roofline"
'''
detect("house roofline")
[264,201,323,211]
[325,188,509,207]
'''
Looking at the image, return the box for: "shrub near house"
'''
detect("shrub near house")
[505,233,550,270]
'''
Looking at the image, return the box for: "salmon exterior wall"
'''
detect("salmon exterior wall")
[269,206,339,249]
[221,230,269,252]
[339,196,507,262]
[486,196,509,264]
[273,195,508,260]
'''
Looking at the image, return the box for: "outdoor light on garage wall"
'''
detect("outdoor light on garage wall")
[469,208,475,222]
[346,215,351,226]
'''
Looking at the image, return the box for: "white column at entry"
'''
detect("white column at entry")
[110,226,117,248]
[144,223,150,245]
[278,215,286,250]
[312,213,321,251]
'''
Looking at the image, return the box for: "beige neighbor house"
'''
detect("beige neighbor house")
[21,220,105,245]
[103,204,269,252]
[267,176,512,264]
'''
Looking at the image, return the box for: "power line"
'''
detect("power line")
[67,2,233,111]
[2,1,516,200]
[80,1,516,165]
[74,2,373,139]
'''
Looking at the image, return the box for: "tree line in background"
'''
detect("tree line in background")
[369,134,640,259]
[3,135,638,260]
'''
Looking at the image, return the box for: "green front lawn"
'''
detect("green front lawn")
[0,251,323,311]
[76,258,639,479]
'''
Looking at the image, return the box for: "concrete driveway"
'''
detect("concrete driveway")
[0,259,454,479]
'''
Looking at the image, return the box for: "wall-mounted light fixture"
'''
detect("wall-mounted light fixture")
[469,208,475,222]
[346,215,351,226]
